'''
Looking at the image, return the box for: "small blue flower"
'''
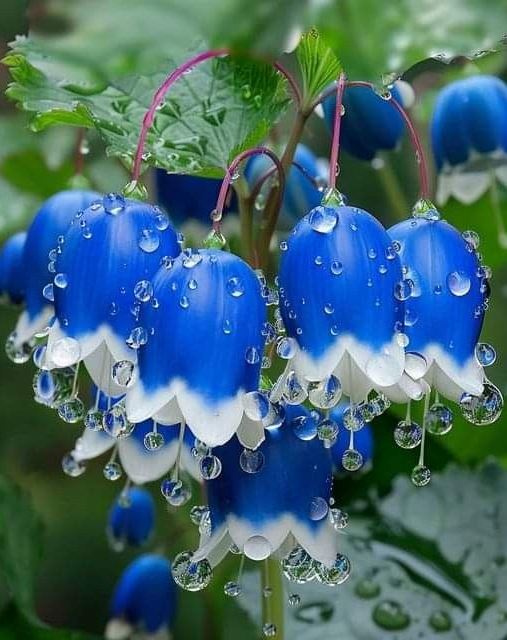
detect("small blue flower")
[0,232,26,305]
[108,487,155,549]
[323,81,414,161]
[155,171,236,225]
[330,403,374,473]
[245,144,327,222]
[431,75,507,204]
[106,554,176,638]
[45,195,181,395]
[191,405,343,577]
[278,203,412,403]
[12,190,100,346]
[388,210,487,401]
[125,248,266,447]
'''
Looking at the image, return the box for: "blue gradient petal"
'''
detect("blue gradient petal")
[108,487,155,547]
[0,232,26,304]
[278,205,404,392]
[126,249,266,446]
[324,83,406,161]
[110,554,176,633]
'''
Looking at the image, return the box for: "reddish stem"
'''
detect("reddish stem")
[213,147,285,232]
[328,73,347,189]
[131,52,302,183]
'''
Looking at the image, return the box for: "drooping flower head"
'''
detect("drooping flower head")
[0,231,26,305]
[126,248,266,447]
[245,144,327,222]
[277,199,418,405]
[389,204,503,426]
[172,405,350,593]
[431,75,507,205]
[324,81,414,161]
[108,487,155,550]
[11,190,101,349]
[45,194,181,396]
[106,554,176,640]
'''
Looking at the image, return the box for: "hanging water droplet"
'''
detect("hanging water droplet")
[239,448,265,474]
[144,430,165,451]
[245,347,260,365]
[425,403,453,435]
[447,271,471,296]
[138,228,160,253]
[394,279,413,301]
[199,454,222,480]
[153,207,170,230]
[103,193,126,215]
[460,382,503,425]
[292,414,317,440]
[190,505,209,526]
[227,276,245,297]
[243,535,272,561]
[58,398,85,424]
[243,391,271,421]
[411,464,431,487]
[288,594,301,607]
[103,461,122,481]
[343,405,365,431]
[283,371,307,404]
[330,508,348,530]
[475,342,496,366]
[102,405,134,438]
[394,420,422,449]
[308,206,338,233]
[462,229,480,250]
[161,478,191,507]
[5,333,33,364]
[282,546,316,583]
[309,375,342,409]
[276,336,297,359]
[262,623,277,638]
[134,280,153,302]
[309,496,329,521]
[224,581,242,598]
[126,327,148,349]
[84,409,103,431]
[314,255,324,266]
[112,360,136,387]
[62,452,86,477]
[172,551,213,591]
[316,553,351,586]
[43,283,54,302]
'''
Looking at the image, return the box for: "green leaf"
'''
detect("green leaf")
[0,605,102,639]
[5,51,289,178]
[296,28,342,110]
[314,0,507,82]
[238,462,507,639]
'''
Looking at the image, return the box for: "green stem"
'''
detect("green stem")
[377,158,409,220]
[261,558,284,639]
[257,110,308,271]
[489,173,507,248]
[235,177,255,266]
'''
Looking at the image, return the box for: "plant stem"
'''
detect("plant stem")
[235,176,256,266]
[328,73,347,189]
[489,172,507,248]
[262,558,284,639]
[377,158,409,219]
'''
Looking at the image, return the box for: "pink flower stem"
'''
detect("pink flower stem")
[328,73,347,189]
[315,79,431,200]
[213,146,285,233]
[131,52,302,183]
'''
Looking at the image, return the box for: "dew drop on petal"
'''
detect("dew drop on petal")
[475,342,496,366]
[309,496,329,521]
[58,398,85,424]
[182,249,203,268]
[172,551,213,591]
[239,448,265,474]
[102,405,134,438]
[281,546,316,584]
[243,535,272,561]
[179,295,190,309]
[199,454,222,480]
[43,283,54,302]
[283,371,307,404]
[153,207,170,230]
[243,391,271,421]
[262,623,277,637]
[404,352,428,379]
[330,508,349,530]
[103,193,125,215]
[276,336,297,359]
[126,327,148,349]
[316,553,351,586]
[460,382,503,425]
[50,337,81,367]
[447,270,471,296]
[341,448,363,471]
[245,347,260,365]
[227,276,245,297]
[62,453,86,477]
[309,375,342,409]
[330,261,343,275]
[112,360,136,387]
[394,279,413,301]
[308,206,338,233]
[138,228,160,253]
[134,280,153,302]
[372,600,411,630]
[144,430,165,451]
[292,414,317,440]
[54,273,68,289]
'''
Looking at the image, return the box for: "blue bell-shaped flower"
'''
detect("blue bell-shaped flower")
[105,554,176,639]
[277,201,417,404]
[323,81,414,161]
[45,194,181,396]
[108,487,155,549]
[11,190,101,347]
[388,207,496,407]
[431,75,507,205]
[67,387,199,484]
[184,405,344,589]
[245,144,327,222]
[0,231,26,305]
[125,248,266,448]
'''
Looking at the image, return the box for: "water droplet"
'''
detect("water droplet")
[434,284,443,295]
[50,337,81,367]
[309,376,342,409]
[309,496,329,521]
[161,478,191,507]
[54,273,68,289]
[243,391,271,421]
[308,206,338,233]
[355,578,381,599]
[475,342,496,366]
[404,352,428,379]
[288,594,301,607]
[279,240,288,251]
[103,461,122,481]
[276,336,297,359]
[447,271,471,296]
[316,553,351,586]
[342,449,363,471]
[188,278,198,291]
[200,454,222,480]
[224,581,242,598]
[245,347,260,365]
[372,600,410,630]
[58,398,85,424]
[462,230,480,250]
[134,280,153,302]
[43,283,54,302]
[283,371,307,404]
[314,255,324,266]
[112,360,136,387]
[330,261,343,275]
[330,508,348,530]
[292,414,317,440]
[411,464,431,487]
[262,623,277,637]
[179,295,190,309]
[343,405,365,431]
[227,276,245,297]
[239,448,265,474]
[394,420,422,449]
[172,551,212,592]
[182,249,203,268]
[138,228,160,253]
[282,546,316,583]
[460,382,503,425]
[425,403,453,435]
[144,430,165,451]
[243,535,272,561]
[429,610,452,632]
[84,409,103,431]
[62,453,86,477]
[394,279,413,301]
[103,193,125,215]
[102,405,134,438]
[154,208,170,230]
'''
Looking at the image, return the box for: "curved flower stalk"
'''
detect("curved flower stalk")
[125,248,266,448]
[245,143,327,223]
[277,201,420,404]
[172,405,350,594]
[64,388,199,485]
[0,231,26,305]
[108,487,155,550]
[44,194,181,396]
[323,81,415,161]
[431,75,507,206]
[388,205,501,415]
[330,401,374,473]
[9,190,101,352]
[106,554,176,640]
